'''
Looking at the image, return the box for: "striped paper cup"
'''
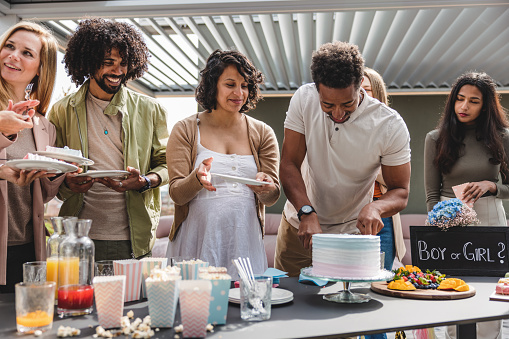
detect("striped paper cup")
[113,260,143,302]
[175,260,209,280]
[140,257,168,298]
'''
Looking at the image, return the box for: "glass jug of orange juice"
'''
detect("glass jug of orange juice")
[46,217,75,302]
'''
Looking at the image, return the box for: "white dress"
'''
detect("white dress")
[166,127,268,279]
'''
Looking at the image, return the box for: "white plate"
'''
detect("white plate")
[228,288,293,305]
[32,151,94,166]
[5,159,78,174]
[212,173,270,186]
[76,170,130,178]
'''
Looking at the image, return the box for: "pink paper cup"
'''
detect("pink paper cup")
[179,280,212,338]
[93,276,126,329]
[145,279,179,328]
[140,258,168,298]
[113,260,143,302]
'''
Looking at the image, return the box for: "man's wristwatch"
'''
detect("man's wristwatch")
[137,175,152,193]
[297,205,316,221]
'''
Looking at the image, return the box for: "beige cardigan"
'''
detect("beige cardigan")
[0,113,65,285]
[376,170,406,262]
[167,113,280,241]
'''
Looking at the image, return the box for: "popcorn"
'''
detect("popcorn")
[174,325,183,333]
[146,265,181,282]
[198,266,231,280]
[206,323,214,332]
[45,145,83,157]
[95,314,154,338]
[127,310,134,319]
[425,198,479,231]
[34,330,43,337]
[57,326,81,337]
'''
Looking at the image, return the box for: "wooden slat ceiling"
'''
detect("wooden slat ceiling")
[1,0,508,97]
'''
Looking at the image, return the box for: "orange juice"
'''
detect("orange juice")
[16,310,53,327]
[58,257,79,287]
[46,258,59,298]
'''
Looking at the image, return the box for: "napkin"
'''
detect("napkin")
[263,268,288,285]
[298,274,328,286]
[452,183,474,208]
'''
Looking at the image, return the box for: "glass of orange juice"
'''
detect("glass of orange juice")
[15,282,55,334]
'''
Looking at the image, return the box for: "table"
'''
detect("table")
[0,277,507,338]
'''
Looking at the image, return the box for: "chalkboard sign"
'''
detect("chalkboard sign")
[410,226,509,276]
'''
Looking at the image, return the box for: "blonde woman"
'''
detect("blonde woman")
[0,21,64,292]
[361,67,405,270]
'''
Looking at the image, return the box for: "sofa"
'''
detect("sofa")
[399,214,427,266]
[152,213,283,268]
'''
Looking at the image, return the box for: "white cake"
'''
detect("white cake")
[45,145,83,158]
[25,153,66,163]
[312,234,381,278]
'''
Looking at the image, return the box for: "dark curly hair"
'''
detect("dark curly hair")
[195,49,264,113]
[64,18,149,85]
[435,72,509,175]
[311,41,364,90]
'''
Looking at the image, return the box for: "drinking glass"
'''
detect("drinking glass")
[23,261,47,283]
[95,260,114,277]
[240,276,272,321]
[15,282,55,334]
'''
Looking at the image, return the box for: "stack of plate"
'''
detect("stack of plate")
[228,287,294,305]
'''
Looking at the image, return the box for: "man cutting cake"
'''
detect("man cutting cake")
[274,41,411,277]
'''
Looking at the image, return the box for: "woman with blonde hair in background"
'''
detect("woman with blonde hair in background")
[361,67,406,271]
[0,21,65,292]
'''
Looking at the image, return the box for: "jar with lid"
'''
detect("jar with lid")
[57,219,95,317]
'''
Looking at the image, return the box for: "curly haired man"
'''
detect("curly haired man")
[274,41,411,276]
[49,18,168,261]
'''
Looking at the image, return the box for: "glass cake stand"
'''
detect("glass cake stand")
[300,267,394,303]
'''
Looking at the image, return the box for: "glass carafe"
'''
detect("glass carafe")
[46,217,75,301]
[57,219,95,317]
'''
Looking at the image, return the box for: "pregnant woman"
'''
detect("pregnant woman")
[166,50,280,277]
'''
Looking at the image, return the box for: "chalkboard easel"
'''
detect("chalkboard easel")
[410,226,509,276]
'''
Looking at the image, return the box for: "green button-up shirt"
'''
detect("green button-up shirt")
[48,81,169,257]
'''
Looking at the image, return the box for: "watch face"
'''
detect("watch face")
[301,205,312,213]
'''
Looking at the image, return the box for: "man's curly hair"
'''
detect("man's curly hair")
[195,49,264,113]
[311,41,364,90]
[64,18,150,85]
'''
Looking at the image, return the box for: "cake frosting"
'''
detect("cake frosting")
[312,234,381,278]
[25,153,66,163]
[45,145,83,158]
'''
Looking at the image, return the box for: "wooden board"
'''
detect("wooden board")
[371,281,476,300]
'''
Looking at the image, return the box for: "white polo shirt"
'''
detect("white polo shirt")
[283,83,411,234]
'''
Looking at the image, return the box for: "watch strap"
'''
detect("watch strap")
[297,205,316,221]
[137,175,151,193]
